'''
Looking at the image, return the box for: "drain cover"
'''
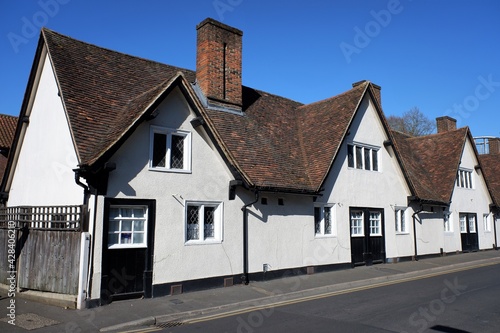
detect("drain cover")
[156,321,184,328]
[0,313,59,330]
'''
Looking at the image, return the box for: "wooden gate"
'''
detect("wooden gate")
[0,205,84,295]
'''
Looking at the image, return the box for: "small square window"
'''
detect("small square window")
[185,202,223,244]
[278,198,284,206]
[456,169,473,189]
[108,206,147,249]
[261,197,268,205]
[150,126,191,172]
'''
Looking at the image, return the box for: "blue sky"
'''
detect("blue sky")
[1,0,499,137]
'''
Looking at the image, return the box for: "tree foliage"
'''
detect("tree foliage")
[387,107,435,136]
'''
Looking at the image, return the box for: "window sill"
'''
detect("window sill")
[395,232,410,235]
[184,239,222,246]
[149,167,192,174]
[347,167,381,173]
[314,234,336,239]
[108,244,147,249]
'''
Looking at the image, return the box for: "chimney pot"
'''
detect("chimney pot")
[436,116,457,133]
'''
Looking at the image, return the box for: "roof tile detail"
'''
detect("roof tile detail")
[392,128,468,204]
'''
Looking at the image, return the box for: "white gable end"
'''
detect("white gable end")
[8,53,82,206]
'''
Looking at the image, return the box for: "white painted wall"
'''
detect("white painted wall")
[247,193,336,273]
[449,136,495,250]
[412,207,446,256]
[321,96,414,261]
[95,88,242,286]
[8,54,83,207]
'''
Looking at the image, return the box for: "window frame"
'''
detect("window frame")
[456,168,473,189]
[350,210,364,237]
[369,211,382,236]
[483,213,491,233]
[395,207,408,234]
[184,201,223,245]
[149,125,192,173]
[108,205,148,249]
[347,142,380,172]
[314,204,335,237]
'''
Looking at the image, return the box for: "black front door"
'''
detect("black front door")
[459,213,479,252]
[350,207,385,266]
[101,199,155,304]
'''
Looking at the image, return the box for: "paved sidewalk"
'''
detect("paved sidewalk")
[1,250,499,332]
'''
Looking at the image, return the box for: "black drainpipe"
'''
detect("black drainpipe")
[412,205,423,261]
[74,168,93,302]
[242,190,259,285]
[493,209,498,250]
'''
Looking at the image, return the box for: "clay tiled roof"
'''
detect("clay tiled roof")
[40,29,371,193]
[0,114,17,184]
[42,28,196,166]
[0,114,17,149]
[479,153,500,207]
[392,128,468,204]
[298,83,368,188]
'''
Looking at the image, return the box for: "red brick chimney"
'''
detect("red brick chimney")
[436,116,457,133]
[489,138,500,154]
[196,18,243,108]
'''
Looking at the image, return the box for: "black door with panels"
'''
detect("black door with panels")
[101,199,155,303]
[350,207,385,266]
[459,213,479,252]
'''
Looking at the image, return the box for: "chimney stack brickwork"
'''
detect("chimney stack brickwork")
[436,116,457,133]
[196,18,243,108]
[489,138,500,154]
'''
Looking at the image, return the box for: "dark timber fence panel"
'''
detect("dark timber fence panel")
[0,229,9,284]
[18,230,81,294]
[0,205,83,295]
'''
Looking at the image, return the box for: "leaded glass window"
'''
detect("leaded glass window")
[185,203,222,243]
[150,126,191,172]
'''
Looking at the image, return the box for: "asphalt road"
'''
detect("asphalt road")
[154,263,500,333]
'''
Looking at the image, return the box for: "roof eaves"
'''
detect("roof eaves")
[315,81,369,192]
[84,73,191,168]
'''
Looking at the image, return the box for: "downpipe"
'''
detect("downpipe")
[242,190,259,285]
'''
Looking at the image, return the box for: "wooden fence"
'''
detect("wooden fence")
[0,205,84,295]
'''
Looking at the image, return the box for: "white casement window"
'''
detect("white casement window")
[369,211,382,236]
[483,214,491,232]
[347,143,379,171]
[108,206,147,249]
[350,210,364,236]
[468,215,477,233]
[444,212,452,232]
[314,204,335,237]
[150,126,191,172]
[459,214,467,233]
[185,202,223,244]
[395,207,408,233]
[456,169,473,189]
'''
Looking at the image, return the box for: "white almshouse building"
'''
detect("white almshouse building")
[1,18,498,308]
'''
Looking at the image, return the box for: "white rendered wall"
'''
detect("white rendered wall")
[321,96,414,260]
[412,207,446,256]
[98,88,242,285]
[449,136,495,250]
[8,54,83,207]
